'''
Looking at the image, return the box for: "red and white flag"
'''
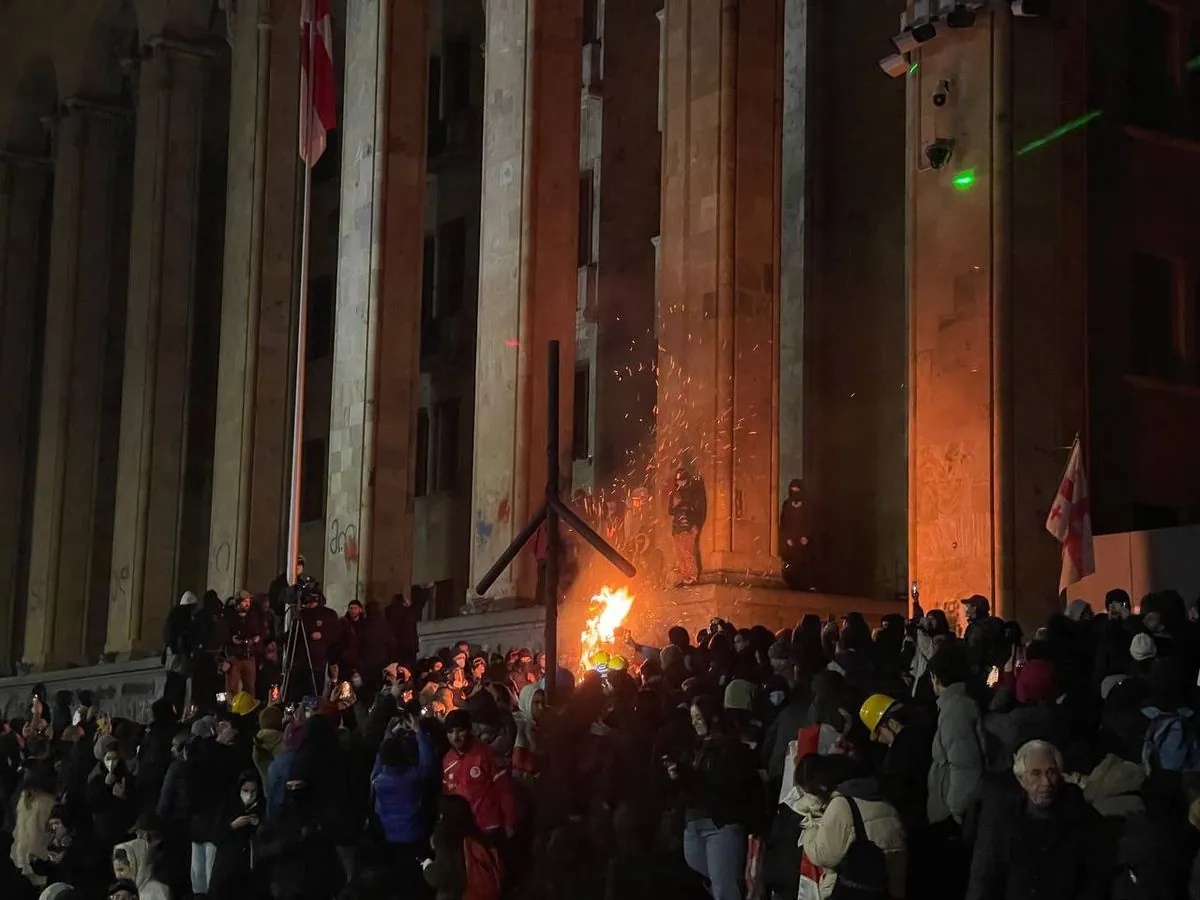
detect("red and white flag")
[300,0,336,166]
[1046,437,1095,594]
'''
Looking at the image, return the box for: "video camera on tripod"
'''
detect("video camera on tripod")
[281,574,323,701]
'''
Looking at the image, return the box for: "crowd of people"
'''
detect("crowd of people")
[4,582,1200,900]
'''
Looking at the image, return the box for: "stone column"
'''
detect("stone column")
[591,0,660,490]
[469,0,583,604]
[0,153,51,672]
[22,101,128,669]
[656,0,783,578]
[779,0,809,491]
[107,39,213,657]
[208,0,300,597]
[322,0,428,612]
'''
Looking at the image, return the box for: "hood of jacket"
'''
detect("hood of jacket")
[254,728,285,758]
[835,776,884,803]
[179,590,198,607]
[114,837,154,890]
[1081,753,1145,803]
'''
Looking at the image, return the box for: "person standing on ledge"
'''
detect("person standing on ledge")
[779,478,812,591]
[668,468,706,587]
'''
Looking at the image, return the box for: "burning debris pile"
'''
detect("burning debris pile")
[578,586,635,674]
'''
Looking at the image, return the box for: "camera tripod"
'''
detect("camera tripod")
[280,597,319,702]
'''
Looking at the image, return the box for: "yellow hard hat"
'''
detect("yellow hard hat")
[591,650,610,669]
[859,693,897,736]
[607,654,627,671]
[230,691,260,717]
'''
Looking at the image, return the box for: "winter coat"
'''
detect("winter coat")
[251,729,284,787]
[136,720,178,812]
[10,789,55,880]
[879,714,934,834]
[966,781,1108,900]
[800,778,907,899]
[909,632,938,697]
[209,794,265,900]
[678,734,765,831]
[983,696,1068,771]
[372,730,438,844]
[442,740,517,834]
[114,837,171,900]
[186,741,241,844]
[86,764,136,849]
[1075,753,1145,819]
[265,747,297,821]
[927,682,985,825]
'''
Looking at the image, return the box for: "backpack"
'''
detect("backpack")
[1141,708,1200,773]
[829,796,890,900]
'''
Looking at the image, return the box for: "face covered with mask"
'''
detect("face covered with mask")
[240,781,258,807]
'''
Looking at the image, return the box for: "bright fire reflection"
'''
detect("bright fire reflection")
[579,586,635,673]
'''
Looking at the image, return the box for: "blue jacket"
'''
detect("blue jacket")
[266,748,297,821]
[371,730,437,844]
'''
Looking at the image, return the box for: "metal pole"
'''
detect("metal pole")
[473,505,548,596]
[544,341,561,705]
[549,497,637,577]
[286,4,316,588]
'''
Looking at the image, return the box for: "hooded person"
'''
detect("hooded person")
[983,659,1068,770]
[111,838,171,900]
[88,737,136,851]
[163,592,199,713]
[208,771,265,900]
[251,706,285,786]
[512,684,546,780]
[779,478,813,590]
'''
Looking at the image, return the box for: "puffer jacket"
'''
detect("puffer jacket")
[1078,753,1145,819]
[928,682,985,825]
[800,777,907,899]
[372,730,439,844]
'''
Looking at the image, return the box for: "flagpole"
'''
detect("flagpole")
[287,5,316,587]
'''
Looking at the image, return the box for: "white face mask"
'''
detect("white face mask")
[768,690,786,707]
[240,790,257,807]
[105,758,118,773]
[350,675,363,689]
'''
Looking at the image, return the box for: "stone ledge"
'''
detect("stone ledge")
[0,657,165,723]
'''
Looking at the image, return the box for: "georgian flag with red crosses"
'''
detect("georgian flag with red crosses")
[1046,437,1095,595]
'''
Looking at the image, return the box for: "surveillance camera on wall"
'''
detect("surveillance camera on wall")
[879,54,910,78]
[892,18,938,54]
[924,137,955,170]
[932,80,952,107]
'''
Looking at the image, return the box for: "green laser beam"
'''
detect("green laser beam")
[909,62,919,76]
[952,169,976,190]
[1015,109,1103,156]
[1187,54,1200,71]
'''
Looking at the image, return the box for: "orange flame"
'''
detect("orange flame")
[579,586,635,673]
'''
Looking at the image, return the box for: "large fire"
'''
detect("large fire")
[579,586,635,673]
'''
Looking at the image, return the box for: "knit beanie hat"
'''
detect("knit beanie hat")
[444,709,472,732]
[190,715,217,740]
[258,705,284,733]
[768,639,790,662]
[1015,659,1057,704]
[1130,632,1157,662]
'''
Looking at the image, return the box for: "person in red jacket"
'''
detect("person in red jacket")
[441,710,516,837]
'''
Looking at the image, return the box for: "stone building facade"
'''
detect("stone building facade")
[1,0,1199,686]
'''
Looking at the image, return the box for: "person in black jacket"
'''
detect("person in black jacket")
[135,699,178,813]
[666,694,763,900]
[667,468,706,587]
[208,771,266,900]
[778,478,812,591]
[966,739,1109,900]
[29,803,107,893]
[87,738,136,852]
[163,591,199,714]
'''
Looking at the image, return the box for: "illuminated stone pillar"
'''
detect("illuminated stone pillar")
[322,0,429,612]
[22,101,128,668]
[469,0,583,604]
[656,0,783,579]
[208,0,300,598]
[107,39,214,656]
[0,153,51,672]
